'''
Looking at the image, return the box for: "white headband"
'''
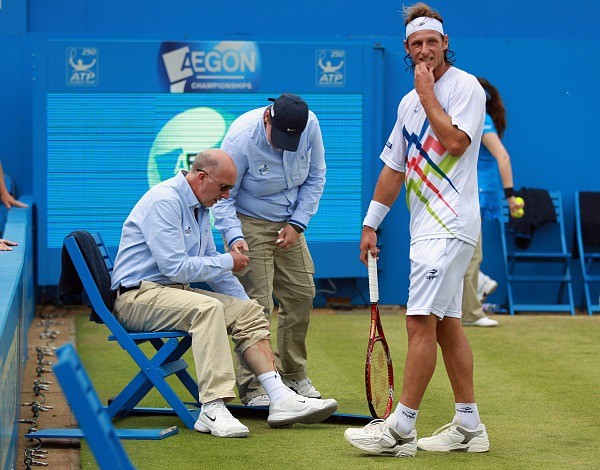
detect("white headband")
[405,17,444,39]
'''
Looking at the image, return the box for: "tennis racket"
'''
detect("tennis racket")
[365,251,394,419]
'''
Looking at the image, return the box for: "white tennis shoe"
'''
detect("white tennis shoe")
[267,393,337,428]
[246,394,270,407]
[477,272,498,302]
[282,377,321,398]
[417,417,490,452]
[194,401,249,438]
[344,419,417,457]
[463,316,499,327]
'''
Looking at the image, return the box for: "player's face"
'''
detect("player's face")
[404,30,448,74]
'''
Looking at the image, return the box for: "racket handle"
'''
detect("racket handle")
[367,252,379,303]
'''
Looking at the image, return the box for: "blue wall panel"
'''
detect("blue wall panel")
[0,199,34,470]
[2,0,599,304]
[32,40,382,284]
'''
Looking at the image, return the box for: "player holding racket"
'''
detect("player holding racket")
[344,2,490,457]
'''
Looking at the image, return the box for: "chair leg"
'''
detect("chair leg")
[107,371,154,418]
[507,281,515,315]
[107,338,200,429]
[566,272,575,316]
[584,282,594,316]
[150,336,198,402]
[143,369,199,429]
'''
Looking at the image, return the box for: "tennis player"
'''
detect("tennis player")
[344,2,490,457]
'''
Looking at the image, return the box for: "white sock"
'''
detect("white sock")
[387,403,418,435]
[257,371,294,402]
[455,403,481,429]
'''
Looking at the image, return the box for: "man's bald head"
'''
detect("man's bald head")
[190,148,235,176]
[187,149,237,207]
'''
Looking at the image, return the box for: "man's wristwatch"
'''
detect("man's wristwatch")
[289,223,304,233]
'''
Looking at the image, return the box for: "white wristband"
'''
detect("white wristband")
[363,200,390,230]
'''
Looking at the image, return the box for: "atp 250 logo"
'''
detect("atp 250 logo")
[159,41,261,93]
[66,47,98,86]
[316,49,345,87]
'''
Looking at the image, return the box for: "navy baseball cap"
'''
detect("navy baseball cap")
[267,94,309,152]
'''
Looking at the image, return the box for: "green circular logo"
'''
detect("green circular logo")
[147,107,234,187]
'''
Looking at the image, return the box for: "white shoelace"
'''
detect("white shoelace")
[361,419,389,437]
[431,421,457,436]
[203,402,237,423]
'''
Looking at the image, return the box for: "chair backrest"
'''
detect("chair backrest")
[53,343,134,470]
[64,233,131,341]
[501,190,567,254]
[576,191,600,252]
[93,232,114,273]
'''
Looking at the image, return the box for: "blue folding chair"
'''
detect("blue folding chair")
[575,191,600,315]
[62,231,201,429]
[499,190,575,315]
[26,343,178,469]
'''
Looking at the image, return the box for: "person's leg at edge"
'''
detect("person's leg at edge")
[272,234,320,397]
[462,234,494,326]
[232,214,276,404]
[204,288,338,427]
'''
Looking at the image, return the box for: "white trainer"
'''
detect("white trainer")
[477,271,498,302]
[417,417,490,452]
[281,377,321,398]
[267,393,337,428]
[463,316,499,327]
[194,401,249,438]
[344,419,417,457]
[246,394,270,407]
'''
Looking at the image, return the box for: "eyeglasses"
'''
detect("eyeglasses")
[198,170,233,192]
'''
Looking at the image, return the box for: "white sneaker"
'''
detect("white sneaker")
[246,394,270,407]
[463,316,499,327]
[477,272,498,302]
[194,401,249,438]
[344,419,417,457]
[417,417,489,452]
[267,393,338,428]
[282,377,321,398]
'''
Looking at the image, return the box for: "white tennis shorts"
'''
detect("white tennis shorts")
[406,238,475,319]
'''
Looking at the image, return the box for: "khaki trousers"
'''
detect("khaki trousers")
[461,234,486,323]
[235,214,316,403]
[113,281,269,403]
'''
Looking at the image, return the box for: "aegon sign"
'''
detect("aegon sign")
[159,41,261,93]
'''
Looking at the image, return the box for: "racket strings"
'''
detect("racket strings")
[368,340,391,418]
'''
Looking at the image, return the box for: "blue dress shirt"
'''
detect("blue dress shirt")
[212,106,326,247]
[111,171,248,299]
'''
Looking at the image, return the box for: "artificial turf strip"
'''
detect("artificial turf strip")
[76,311,600,469]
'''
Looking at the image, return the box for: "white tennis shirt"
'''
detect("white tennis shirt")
[381,66,485,246]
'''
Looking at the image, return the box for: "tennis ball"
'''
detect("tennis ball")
[513,197,525,218]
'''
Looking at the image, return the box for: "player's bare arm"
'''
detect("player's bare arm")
[372,165,405,208]
[360,166,405,265]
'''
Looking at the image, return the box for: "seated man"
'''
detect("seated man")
[110,149,337,438]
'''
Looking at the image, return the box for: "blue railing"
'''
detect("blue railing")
[0,197,34,470]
